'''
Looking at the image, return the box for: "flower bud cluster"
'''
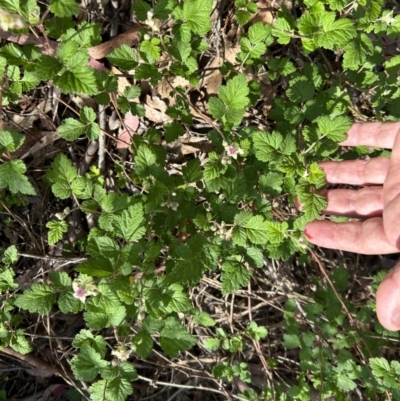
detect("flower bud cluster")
[145,10,159,33]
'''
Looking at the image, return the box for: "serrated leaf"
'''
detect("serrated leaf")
[46,220,68,245]
[204,338,221,351]
[0,129,24,153]
[113,203,146,242]
[11,332,32,355]
[164,122,184,143]
[245,215,269,244]
[182,158,202,183]
[316,115,352,142]
[15,283,56,315]
[47,154,78,186]
[252,131,283,162]
[49,0,79,17]
[76,257,114,278]
[58,118,85,141]
[208,97,226,120]
[370,357,390,377]
[283,334,300,349]
[35,55,62,80]
[132,0,151,20]
[183,0,213,34]
[49,271,71,289]
[221,261,251,294]
[55,67,98,95]
[236,10,251,26]
[219,74,249,109]
[58,291,84,314]
[140,39,161,63]
[337,376,357,391]
[160,326,197,358]
[247,321,268,340]
[71,345,108,381]
[87,236,120,258]
[0,160,36,195]
[132,331,153,358]
[72,329,107,358]
[107,44,138,71]
[343,33,374,70]
[193,312,216,327]
[2,245,18,265]
[287,76,315,103]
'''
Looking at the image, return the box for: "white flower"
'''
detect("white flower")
[111,344,132,362]
[0,8,27,31]
[72,278,98,303]
[223,141,244,159]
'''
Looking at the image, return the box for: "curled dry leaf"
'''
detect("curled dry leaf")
[144,95,172,124]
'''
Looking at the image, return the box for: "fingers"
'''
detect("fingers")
[304,218,400,254]
[382,130,400,247]
[323,187,384,217]
[319,157,390,185]
[340,121,400,148]
[376,264,400,331]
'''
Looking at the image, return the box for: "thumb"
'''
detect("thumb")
[376,263,400,331]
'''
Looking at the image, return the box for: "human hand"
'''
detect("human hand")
[303,122,400,331]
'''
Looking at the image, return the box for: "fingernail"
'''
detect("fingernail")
[391,312,400,328]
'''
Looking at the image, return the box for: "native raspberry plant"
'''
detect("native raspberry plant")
[1,0,400,400]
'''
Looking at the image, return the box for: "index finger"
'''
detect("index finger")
[340,122,400,148]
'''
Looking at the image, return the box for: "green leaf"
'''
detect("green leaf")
[370,357,391,377]
[0,160,36,195]
[221,261,251,294]
[247,321,268,340]
[208,97,226,120]
[132,331,153,358]
[219,74,249,109]
[35,55,62,80]
[245,215,269,245]
[15,283,56,315]
[204,338,221,351]
[107,44,138,71]
[337,376,357,391]
[76,257,114,278]
[183,0,213,34]
[72,329,107,358]
[164,122,185,143]
[286,76,315,103]
[265,221,288,244]
[46,220,68,245]
[71,345,108,381]
[169,40,191,63]
[11,331,32,355]
[47,153,78,183]
[283,334,300,349]
[249,22,271,43]
[343,33,374,70]
[113,203,146,242]
[136,144,157,167]
[182,158,202,183]
[252,131,283,162]
[154,0,173,19]
[132,0,151,20]
[160,325,197,358]
[55,67,98,95]
[49,0,79,17]
[192,312,216,327]
[87,236,119,258]
[58,291,84,314]
[236,10,251,26]
[58,118,85,141]
[49,271,71,289]
[2,245,18,265]
[316,115,352,142]
[0,129,24,153]
[140,39,161,63]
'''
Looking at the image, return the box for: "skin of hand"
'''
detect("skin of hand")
[302,122,400,331]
